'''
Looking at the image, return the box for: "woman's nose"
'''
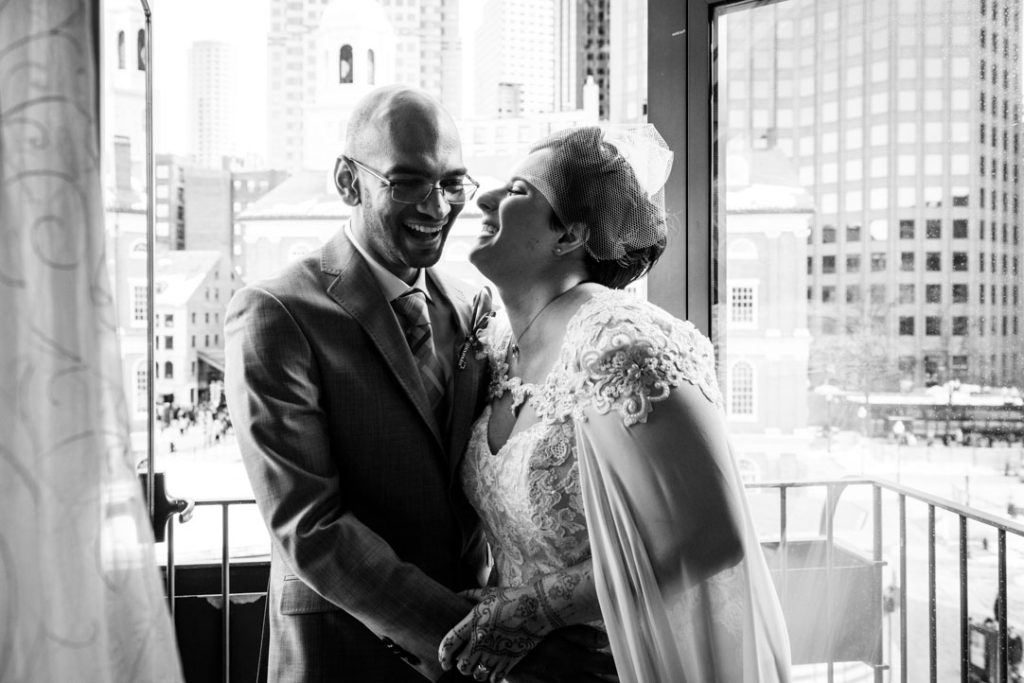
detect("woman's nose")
[476,187,501,212]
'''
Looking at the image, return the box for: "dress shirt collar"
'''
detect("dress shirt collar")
[345,223,431,302]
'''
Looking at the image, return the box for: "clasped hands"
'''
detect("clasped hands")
[438,582,562,683]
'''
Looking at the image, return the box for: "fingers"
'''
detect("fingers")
[438,618,471,671]
[458,588,487,603]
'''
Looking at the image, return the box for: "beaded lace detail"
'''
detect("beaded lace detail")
[463,289,722,588]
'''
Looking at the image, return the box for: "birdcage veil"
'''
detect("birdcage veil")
[521,123,674,263]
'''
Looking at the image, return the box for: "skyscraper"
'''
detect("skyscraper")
[189,41,235,169]
[721,0,1023,389]
[474,0,558,117]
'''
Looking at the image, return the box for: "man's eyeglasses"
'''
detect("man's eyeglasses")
[342,156,479,205]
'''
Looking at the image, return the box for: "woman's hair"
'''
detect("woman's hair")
[528,126,668,289]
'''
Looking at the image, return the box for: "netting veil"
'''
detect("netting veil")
[520,124,674,262]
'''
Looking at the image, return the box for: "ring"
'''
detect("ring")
[473,663,492,681]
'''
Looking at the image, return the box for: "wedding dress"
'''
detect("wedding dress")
[461,289,791,682]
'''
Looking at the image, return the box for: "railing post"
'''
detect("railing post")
[873,484,884,683]
[825,484,836,683]
[997,530,1007,683]
[928,505,936,683]
[222,504,231,683]
[959,515,968,683]
[899,493,907,683]
[167,518,176,618]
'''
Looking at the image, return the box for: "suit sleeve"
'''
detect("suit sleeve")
[224,286,469,681]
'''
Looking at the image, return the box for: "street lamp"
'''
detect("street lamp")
[893,419,906,484]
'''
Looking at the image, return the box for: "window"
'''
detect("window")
[117,30,125,69]
[136,29,146,71]
[164,336,174,350]
[846,255,861,273]
[926,316,942,335]
[900,252,915,271]
[899,317,915,336]
[926,284,942,303]
[822,255,836,273]
[845,285,861,304]
[871,253,886,272]
[134,362,147,414]
[728,361,755,417]
[899,219,915,238]
[131,285,147,323]
[164,361,173,379]
[952,284,969,303]
[870,285,886,304]
[729,284,756,326]
[952,252,968,271]
[339,44,353,83]
[925,219,941,238]
[952,317,969,336]
[926,252,942,271]
[899,284,915,304]
[952,220,968,238]
[822,225,837,243]
[845,224,861,242]
[822,286,836,303]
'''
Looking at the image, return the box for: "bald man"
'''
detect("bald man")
[226,87,611,682]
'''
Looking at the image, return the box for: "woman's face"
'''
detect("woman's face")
[469,148,560,283]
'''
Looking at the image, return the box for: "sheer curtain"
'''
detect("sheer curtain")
[0,1,183,680]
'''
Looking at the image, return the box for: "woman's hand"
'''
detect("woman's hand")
[438,584,561,683]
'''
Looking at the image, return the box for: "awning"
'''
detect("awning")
[197,350,225,373]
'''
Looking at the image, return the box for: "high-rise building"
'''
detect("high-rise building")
[189,41,235,169]
[721,0,1023,389]
[267,0,458,171]
[474,0,558,117]
[608,0,647,123]
[378,0,463,118]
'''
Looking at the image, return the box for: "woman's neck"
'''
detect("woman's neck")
[496,276,602,364]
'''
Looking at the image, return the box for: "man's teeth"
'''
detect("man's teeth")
[407,223,443,235]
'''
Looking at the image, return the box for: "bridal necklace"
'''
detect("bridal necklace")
[509,285,579,359]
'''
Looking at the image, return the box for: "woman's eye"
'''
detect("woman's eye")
[506,185,526,196]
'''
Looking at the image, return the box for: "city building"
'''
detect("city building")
[377,0,463,118]
[267,0,456,172]
[721,143,816,480]
[102,0,146,206]
[473,0,558,117]
[558,0,610,119]
[189,40,235,169]
[720,0,1023,390]
[608,0,647,123]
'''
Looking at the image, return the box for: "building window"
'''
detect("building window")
[952,316,969,336]
[367,49,376,85]
[899,219,915,238]
[952,252,968,271]
[899,284,915,304]
[871,253,887,271]
[846,224,861,242]
[822,225,836,243]
[728,361,755,417]
[899,317,915,336]
[134,363,147,413]
[846,255,861,273]
[117,31,125,69]
[729,284,756,326]
[131,285,147,323]
[952,284,969,303]
[164,361,173,379]
[191,336,196,348]
[822,286,836,303]
[926,284,942,303]
[164,335,174,350]
[925,316,942,335]
[137,29,146,71]
[925,219,941,238]
[900,252,914,271]
[926,252,941,271]
[846,285,861,304]
[870,285,886,304]
[952,219,968,238]
[822,255,836,273]
[339,44,353,83]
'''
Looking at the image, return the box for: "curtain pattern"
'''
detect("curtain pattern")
[0,1,183,680]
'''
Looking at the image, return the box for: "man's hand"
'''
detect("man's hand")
[505,625,618,683]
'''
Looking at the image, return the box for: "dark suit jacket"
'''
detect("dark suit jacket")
[225,229,490,682]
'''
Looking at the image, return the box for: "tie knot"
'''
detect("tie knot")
[393,288,429,326]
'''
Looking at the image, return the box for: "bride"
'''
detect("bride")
[437,126,792,683]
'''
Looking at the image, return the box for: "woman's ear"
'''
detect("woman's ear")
[334,157,360,206]
[553,222,587,256]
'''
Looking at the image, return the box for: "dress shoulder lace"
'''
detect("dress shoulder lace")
[479,290,723,427]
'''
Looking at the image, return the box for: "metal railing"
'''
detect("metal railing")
[162,478,1024,683]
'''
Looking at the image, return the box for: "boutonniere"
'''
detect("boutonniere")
[458,286,497,370]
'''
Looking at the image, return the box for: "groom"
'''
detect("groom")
[225,86,611,682]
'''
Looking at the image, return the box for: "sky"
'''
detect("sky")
[150,0,484,161]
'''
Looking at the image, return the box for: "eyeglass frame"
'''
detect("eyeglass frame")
[340,155,479,205]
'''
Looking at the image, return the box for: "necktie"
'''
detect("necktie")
[391,289,447,417]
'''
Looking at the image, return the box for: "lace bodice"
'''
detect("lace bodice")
[461,289,722,588]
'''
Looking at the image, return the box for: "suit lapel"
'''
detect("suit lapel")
[429,273,489,484]
[321,232,443,450]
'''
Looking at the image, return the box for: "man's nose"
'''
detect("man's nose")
[417,187,451,219]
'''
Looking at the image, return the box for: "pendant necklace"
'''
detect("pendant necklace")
[509,285,578,360]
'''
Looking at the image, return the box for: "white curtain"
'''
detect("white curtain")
[0,1,184,681]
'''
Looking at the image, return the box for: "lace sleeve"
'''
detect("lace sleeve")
[571,294,723,426]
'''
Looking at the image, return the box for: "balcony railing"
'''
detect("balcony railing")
[160,478,1024,683]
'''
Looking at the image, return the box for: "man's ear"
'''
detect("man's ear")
[554,222,587,255]
[334,157,360,206]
